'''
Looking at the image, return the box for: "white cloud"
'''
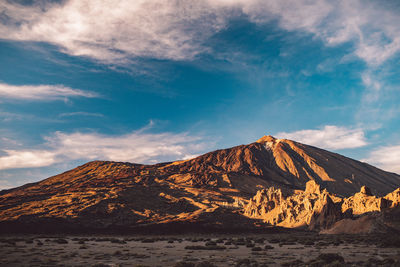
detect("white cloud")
[0,83,97,100]
[276,125,368,150]
[239,0,333,32]
[1,0,399,65]
[240,0,400,66]
[0,129,210,170]
[323,2,400,66]
[0,0,229,62]
[364,144,400,174]
[0,150,57,170]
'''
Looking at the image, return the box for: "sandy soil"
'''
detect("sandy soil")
[0,233,399,266]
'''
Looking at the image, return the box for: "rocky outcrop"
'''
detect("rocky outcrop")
[244,181,400,231]
[244,180,344,229]
[385,188,400,208]
[308,193,345,230]
[342,186,389,215]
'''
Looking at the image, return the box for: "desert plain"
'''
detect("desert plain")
[1,232,400,266]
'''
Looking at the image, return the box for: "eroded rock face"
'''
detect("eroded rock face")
[342,186,389,215]
[385,188,400,208]
[244,181,400,231]
[243,180,344,229]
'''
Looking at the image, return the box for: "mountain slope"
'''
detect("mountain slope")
[254,136,399,196]
[0,135,399,232]
[161,135,400,196]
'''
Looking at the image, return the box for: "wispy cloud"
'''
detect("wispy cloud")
[363,144,400,174]
[59,112,104,118]
[276,125,368,150]
[0,111,25,122]
[241,0,400,66]
[0,137,22,147]
[355,68,400,129]
[0,0,229,63]
[0,83,97,100]
[1,0,399,65]
[0,129,211,170]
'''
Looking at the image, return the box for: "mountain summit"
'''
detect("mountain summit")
[0,136,399,233]
[167,135,399,196]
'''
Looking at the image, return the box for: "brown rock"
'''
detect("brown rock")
[360,186,372,195]
[385,188,400,208]
[342,186,389,215]
[243,180,343,229]
[244,182,400,232]
[305,180,321,195]
[308,194,344,230]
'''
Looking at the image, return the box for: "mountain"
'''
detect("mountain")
[0,135,399,233]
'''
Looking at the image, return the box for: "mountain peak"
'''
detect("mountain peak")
[256,135,278,143]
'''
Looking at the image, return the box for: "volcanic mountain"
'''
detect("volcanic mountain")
[0,135,399,233]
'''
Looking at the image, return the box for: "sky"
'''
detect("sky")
[0,0,400,189]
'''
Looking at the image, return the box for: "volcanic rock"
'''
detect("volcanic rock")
[385,188,400,208]
[243,180,344,229]
[245,181,400,232]
[342,186,389,215]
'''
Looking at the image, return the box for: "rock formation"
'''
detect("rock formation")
[385,188,400,208]
[341,186,389,215]
[243,180,344,229]
[244,181,400,233]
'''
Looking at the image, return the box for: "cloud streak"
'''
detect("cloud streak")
[59,112,104,118]
[276,125,368,150]
[0,83,97,100]
[364,144,400,174]
[0,129,210,170]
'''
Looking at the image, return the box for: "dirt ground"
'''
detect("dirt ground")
[0,233,399,266]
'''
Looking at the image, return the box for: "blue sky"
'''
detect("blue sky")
[1,0,400,189]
